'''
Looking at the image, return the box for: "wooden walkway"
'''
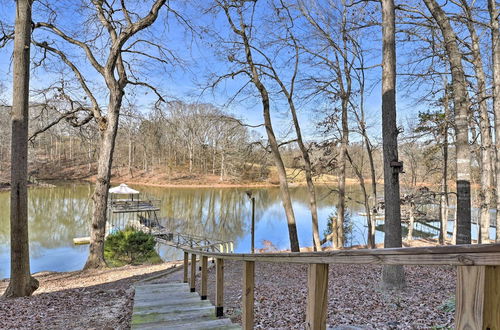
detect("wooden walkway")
[131,281,240,330]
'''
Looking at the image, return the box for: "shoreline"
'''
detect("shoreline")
[1,163,463,191]
[104,178,344,189]
[0,172,469,192]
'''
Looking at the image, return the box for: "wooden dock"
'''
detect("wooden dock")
[131,282,239,329]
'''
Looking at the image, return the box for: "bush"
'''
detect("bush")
[104,227,162,267]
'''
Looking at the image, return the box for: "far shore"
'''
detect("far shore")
[0,164,471,192]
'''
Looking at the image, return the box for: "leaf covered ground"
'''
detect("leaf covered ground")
[0,259,455,329]
[198,261,455,329]
[0,262,180,329]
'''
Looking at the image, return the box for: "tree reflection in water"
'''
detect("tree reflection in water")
[0,182,373,278]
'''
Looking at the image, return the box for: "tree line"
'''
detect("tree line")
[0,101,265,182]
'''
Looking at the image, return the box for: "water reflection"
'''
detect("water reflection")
[0,182,93,279]
[0,181,448,279]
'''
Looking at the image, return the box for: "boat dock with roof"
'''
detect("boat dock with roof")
[74,183,234,253]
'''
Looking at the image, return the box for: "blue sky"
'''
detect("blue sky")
[0,0,439,143]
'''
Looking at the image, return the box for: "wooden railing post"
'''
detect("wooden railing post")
[456,266,500,329]
[216,258,224,317]
[183,252,189,283]
[306,263,329,330]
[190,253,197,292]
[242,261,255,330]
[201,255,208,300]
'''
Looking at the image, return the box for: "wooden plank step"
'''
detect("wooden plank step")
[131,282,240,329]
[134,287,197,294]
[133,302,213,315]
[134,288,190,295]
[135,282,188,291]
[134,297,210,308]
[132,308,215,325]
[136,282,189,288]
[131,318,237,330]
[134,291,199,301]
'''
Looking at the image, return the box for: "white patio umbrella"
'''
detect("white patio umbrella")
[109,183,139,199]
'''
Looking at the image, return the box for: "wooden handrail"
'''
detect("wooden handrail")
[182,243,500,266]
[183,244,500,329]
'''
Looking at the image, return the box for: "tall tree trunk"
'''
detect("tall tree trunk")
[189,137,193,173]
[336,99,349,249]
[488,0,500,243]
[274,58,322,251]
[381,0,405,290]
[423,0,472,244]
[440,84,450,244]
[220,149,225,181]
[299,138,321,252]
[358,74,377,247]
[212,142,216,175]
[336,10,353,249]
[364,134,377,248]
[221,6,300,251]
[128,135,133,176]
[84,93,122,269]
[461,0,493,243]
[346,151,375,248]
[263,103,300,252]
[4,0,39,298]
[406,201,415,241]
[69,136,73,161]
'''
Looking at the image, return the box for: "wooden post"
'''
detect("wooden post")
[456,266,500,329]
[306,264,329,330]
[183,252,188,283]
[201,255,208,300]
[251,197,255,254]
[190,253,196,293]
[242,261,255,330]
[216,258,224,317]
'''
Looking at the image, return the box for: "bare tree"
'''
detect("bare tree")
[423,0,472,245]
[253,1,321,251]
[4,0,39,297]
[216,0,300,251]
[30,0,171,268]
[488,0,500,243]
[381,0,405,290]
[297,0,361,249]
[350,32,378,248]
[458,0,493,244]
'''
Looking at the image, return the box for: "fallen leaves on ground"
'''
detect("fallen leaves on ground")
[0,262,180,329]
[198,262,455,329]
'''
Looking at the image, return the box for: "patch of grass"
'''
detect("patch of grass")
[104,227,162,267]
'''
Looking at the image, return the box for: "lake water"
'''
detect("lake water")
[0,181,481,279]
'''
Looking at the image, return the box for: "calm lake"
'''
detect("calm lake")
[0,181,473,279]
